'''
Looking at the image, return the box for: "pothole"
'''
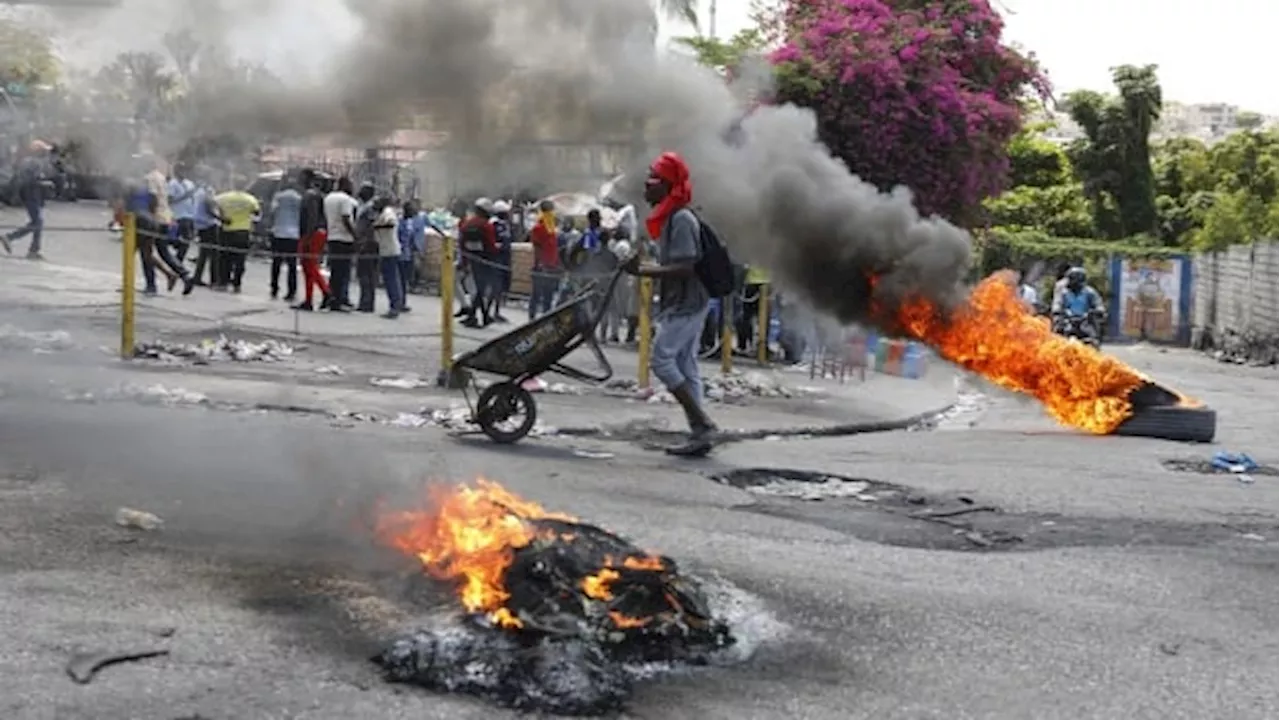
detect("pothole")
[712,467,1278,552]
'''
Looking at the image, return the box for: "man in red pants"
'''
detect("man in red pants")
[293,169,331,311]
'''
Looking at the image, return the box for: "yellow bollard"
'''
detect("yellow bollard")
[720,296,733,374]
[637,276,653,388]
[440,235,456,374]
[120,213,137,360]
[757,283,770,365]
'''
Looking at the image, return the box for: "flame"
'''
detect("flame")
[375,480,670,631]
[373,478,573,628]
[892,272,1149,434]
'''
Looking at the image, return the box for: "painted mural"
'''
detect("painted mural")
[1117,259,1183,341]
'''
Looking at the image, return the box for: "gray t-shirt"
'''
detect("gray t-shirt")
[657,208,709,316]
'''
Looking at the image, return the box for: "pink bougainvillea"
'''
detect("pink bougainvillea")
[769,0,1049,224]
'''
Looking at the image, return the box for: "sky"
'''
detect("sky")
[663,0,1279,115]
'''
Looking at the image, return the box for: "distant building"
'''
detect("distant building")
[1030,99,1274,147]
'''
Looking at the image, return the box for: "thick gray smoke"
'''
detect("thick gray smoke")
[38,0,973,327]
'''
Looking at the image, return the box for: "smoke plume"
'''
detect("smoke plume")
[38,0,974,329]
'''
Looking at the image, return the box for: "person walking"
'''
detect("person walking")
[214,185,260,293]
[458,198,498,328]
[167,164,197,262]
[268,178,302,301]
[294,169,331,311]
[3,140,52,259]
[123,177,172,296]
[373,197,406,319]
[623,151,718,456]
[322,177,359,312]
[190,176,222,288]
[488,200,514,323]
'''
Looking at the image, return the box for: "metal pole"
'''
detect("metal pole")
[720,296,733,374]
[440,236,456,373]
[120,213,136,359]
[637,277,653,388]
[757,283,770,365]
[708,0,717,39]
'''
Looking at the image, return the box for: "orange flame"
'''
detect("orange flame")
[893,272,1148,434]
[375,480,669,630]
[373,478,573,628]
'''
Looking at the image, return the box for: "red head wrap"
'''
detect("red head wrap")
[645,151,693,240]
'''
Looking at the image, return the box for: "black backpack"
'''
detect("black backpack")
[688,211,736,298]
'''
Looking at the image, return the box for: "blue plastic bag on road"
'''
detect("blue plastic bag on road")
[1211,451,1258,473]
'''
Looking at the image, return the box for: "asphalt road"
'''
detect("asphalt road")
[0,204,1275,720]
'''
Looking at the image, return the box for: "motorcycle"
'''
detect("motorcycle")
[1053,312,1103,349]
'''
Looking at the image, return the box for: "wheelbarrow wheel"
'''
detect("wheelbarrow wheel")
[475,382,538,444]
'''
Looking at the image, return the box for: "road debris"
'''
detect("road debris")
[0,325,74,352]
[315,365,345,375]
[115,507,164,531]
[133,335,294,364]
[605,371,810,403]
[370,375,431,389]
[66,649,170,684]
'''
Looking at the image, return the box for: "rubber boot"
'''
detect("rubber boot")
[666,382,716,457]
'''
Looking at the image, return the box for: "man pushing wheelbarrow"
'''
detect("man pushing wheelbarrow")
[448,151,735,457]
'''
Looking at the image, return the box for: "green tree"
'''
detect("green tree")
[1064,65,1162,240]
[674,28,767,73]
[1235,111,1264,131]
[0,19,59,89]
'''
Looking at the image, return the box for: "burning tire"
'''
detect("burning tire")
[475,382,537,444]
[1112,405,1216,443]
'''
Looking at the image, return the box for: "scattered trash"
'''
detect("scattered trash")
[1240,533,1267,542]
[571,449,615,460]
[371,375,431,389]
[605,371,810,403]
[315,365,345,376]
[390,412,429,428]
[1157,642,1181,656]
[1211,451,1259,474]
[521,377,582,394]
[66,649,169,684]
[115,507,164,531]
[1237,475,1255,485]
[119,384,210,406]
[1206,329,1277,367]
[133,335,294,364]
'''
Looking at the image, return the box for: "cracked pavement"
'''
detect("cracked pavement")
[0,204,1275,720]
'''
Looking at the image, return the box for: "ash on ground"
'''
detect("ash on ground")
[133,335,294,364]
[373,521,764,716]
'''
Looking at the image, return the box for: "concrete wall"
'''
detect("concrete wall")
[1191,240,1279,363]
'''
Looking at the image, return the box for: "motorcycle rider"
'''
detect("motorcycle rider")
[1051,267,1105,341]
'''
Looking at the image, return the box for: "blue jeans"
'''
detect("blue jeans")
[528,267,559,320]
[379,256,404,314]
[398,258,415,302]
[651,306,709,398]
[8,198,43,253]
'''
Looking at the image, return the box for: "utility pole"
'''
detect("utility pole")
[707,0,717,39]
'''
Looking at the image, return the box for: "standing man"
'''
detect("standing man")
[396,200,425,311]
[622,151,717,456]
[353,182,379,313]
[295,169,331,311]
[268,177,302,301]
[527,199,560,320]
[322,176,359,312]
[2,140,51,259]
[488,200,514,323]
[167,164,197,262]
[457,198,497,328]
[214,184,261,293]
[373,196,405,319]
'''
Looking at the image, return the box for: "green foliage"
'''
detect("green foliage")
[984,185,1093,238]
[1062,65,1162,240]
[0,19,59,88]
[673,28,767,72]
[978,227,1179,276]
[1235,111,1265,131]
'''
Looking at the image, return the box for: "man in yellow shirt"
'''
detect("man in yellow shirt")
[214,187,260,293]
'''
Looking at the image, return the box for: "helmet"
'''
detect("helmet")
[492,200,511,214]
[474,197,494,213]
[1066,266,1086,286]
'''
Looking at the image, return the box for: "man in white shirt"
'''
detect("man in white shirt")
[322,176,359,312]
[166,164,197,261]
